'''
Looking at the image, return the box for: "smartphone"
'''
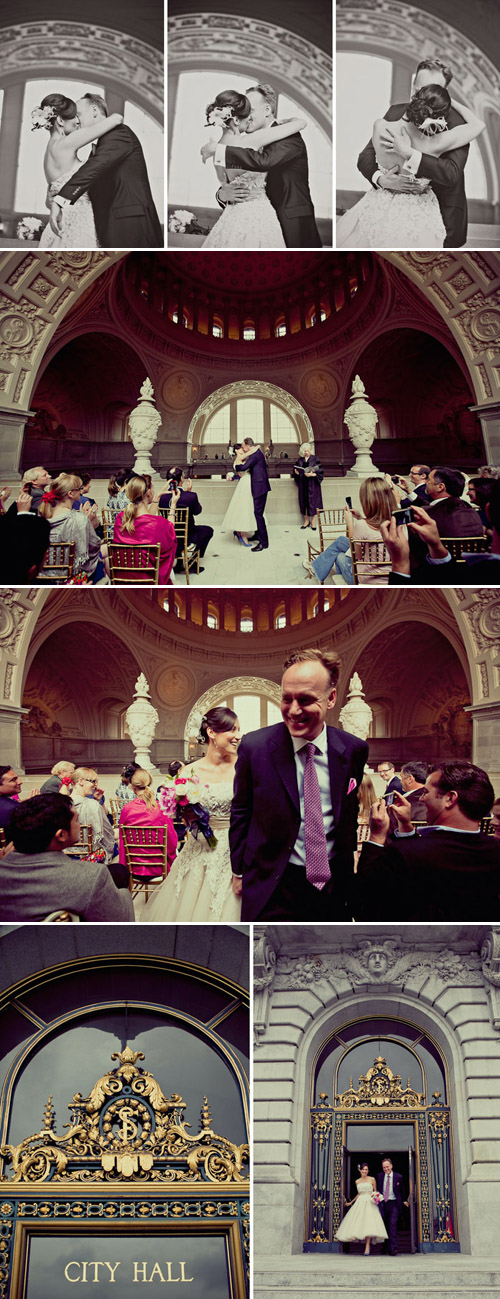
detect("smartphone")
[391,475,401,485]
[385,792,396,807]
[24,481,32,495]
[392,507,413,526]
[345,496,352,509]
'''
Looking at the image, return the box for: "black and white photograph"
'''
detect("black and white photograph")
[167,1,332,248]
[336,0,500,249]
[0,1,164,249]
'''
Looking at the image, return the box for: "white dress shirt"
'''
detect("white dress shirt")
[289,726,335,868]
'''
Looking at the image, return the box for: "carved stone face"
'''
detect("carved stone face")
[367,950,389,975]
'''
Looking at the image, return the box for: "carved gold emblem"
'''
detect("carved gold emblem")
[1,1047,249,1185]
[335,1055,425,1109]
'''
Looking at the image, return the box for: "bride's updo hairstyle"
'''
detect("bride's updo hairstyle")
[31,93,77,131]
[121,475,150,534]
[205,90,251,127]
[198,706,238,744]
[406,84,451,128]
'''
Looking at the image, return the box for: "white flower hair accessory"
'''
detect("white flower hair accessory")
[206,106,235,127]
[31,105,57,131]
[419,116,447,136]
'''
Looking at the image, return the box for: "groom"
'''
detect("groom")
[357,57,469,248]
[201,83,322,248]
[229,648,368,921]
[49,93,163,248]
[377,1158,407,1256]
[239,437,271,551]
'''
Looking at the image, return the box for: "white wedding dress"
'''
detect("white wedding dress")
[142,779,241,923]
[221,472,256,534]
[203,173,285,249]
[337,182,445,248]
[335,1179,388,1244]
[39,162,99,248]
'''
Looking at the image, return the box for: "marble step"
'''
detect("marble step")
[254,1261,500,1298]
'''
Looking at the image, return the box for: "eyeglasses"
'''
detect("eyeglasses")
[83,778,97,785]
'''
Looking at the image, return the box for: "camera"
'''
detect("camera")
[392,507,413,527]
[391,474,401,485]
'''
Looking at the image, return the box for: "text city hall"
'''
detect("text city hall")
[64,1261,195,1283]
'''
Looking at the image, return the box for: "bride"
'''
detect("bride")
[221,445,255,546]
[337,83,485,248]
[143,707,241,923]
[201,89,306,248]
[335,1163,388,1256]
[32,92,122,248]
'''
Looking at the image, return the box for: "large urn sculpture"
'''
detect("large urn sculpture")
[128,377,162,478]
[339,672,373,743]
[344,374,380,477]
[125,673,161,776]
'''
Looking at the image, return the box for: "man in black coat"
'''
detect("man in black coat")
[230,649,368,921]
[377,762,403,802]
[357,58,469,248]
[239,438,271,551]
[380,488,500,587]
[51,94,163,248]
[355,762,500,922]
[377,1159,407,1256]
[159,467,213,567]
[205,84,322,248]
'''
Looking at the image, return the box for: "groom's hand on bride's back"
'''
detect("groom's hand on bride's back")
[378,170,424,193]
[49,201,63,235]
[217,179,253,204]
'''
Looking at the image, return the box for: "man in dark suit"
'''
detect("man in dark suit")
[377,1159,407,1256]
[380,491,497,587]
[239,438,271,551]
[400,762,428,820]
[355,761,500,921]
[377,762,403,801]
[230,648,368,921]
[50,93,163,248]
[357,58,469,248]
[158,467,213,570]
[204,83,322,248]
[395,464,431,508]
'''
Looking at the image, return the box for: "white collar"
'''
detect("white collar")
[292,725,328,756]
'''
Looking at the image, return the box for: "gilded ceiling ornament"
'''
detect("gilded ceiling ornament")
[335,1055,425,1109]
[0,1048,249,1186]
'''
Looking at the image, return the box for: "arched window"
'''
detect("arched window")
[240,611,253,633]
[314,1017,448,1105]
[204,397,298,447]
[275,316,287,338]
[243,320,256,341]
[212,315,224,338]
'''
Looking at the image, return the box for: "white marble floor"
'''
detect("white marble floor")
[173,522,345,587]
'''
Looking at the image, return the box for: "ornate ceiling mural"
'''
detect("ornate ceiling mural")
[166,252,327,294]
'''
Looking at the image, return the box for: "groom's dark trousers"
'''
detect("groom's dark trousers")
[58,124,163,248]
[357,104,469,248]
[253,493,269,548]
[240,448,271,549]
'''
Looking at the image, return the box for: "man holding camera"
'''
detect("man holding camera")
[159,467,213,572]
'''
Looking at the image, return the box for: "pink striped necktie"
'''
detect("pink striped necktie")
[302,741,331,890]
[384,1174,389,1201]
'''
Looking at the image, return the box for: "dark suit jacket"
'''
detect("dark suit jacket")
[357,103,469,248]
[240,449,271,499]
[377,1170,405,1212]
[355,830,500,921]
[383,775,403,800]
[409,497,484,570]
[399,482,430,508]
[58,125,163,248]
[159,488,202,545]
[390,555,500,587]
[224,127,322,248]
[230,721,368,921]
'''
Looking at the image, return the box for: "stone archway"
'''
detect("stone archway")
[186,381,315,461]
[184,676,282,745]
[336,0,500,209]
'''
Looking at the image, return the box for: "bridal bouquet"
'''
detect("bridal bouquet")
[174,771,217,849]
[17,217,42,241]
[168,209,208,236]
[371,1191,383,1204]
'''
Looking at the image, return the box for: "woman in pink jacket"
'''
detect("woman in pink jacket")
[118,768,177,878]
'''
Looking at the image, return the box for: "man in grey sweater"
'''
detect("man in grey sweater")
[0,793,133,922]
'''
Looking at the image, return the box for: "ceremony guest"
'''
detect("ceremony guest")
[117,768,177,877]
[493,798,500,841]
[293,442,324,530]
[377,761,403,800]
[113,475,178,583]
[0,766,23,832]
[40,761,75,795]
[39,473,105,582]
[106,470,129,513]
[395,464,431,504]
[0,794,134,921]
[408,466,483,570]
[115,762,141,803]
[467,475,495,531]
[20,466,51,512]
[71,767,115,860]
[230,649,367,921]
[303,478,399,584]
[381,486,500,584]
[159,467,213,571]
[0,488,50,582]
[356,761,500,920]
[400,761,428,819]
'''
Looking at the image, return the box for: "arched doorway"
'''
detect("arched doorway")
[187,381,314,462]
[305,1016,459,1253]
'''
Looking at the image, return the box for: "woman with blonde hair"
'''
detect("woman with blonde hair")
[355,773,377,869]
[304,477,400,585]
[117,768,178,884]
[113,474,179,583]
[39,473,104,581]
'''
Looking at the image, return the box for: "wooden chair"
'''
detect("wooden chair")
[109,797,126,829]
[307,508,346,565]
[101,508,116,544]
[160,506,199,584]
[121,824,170,902]
[108,542,161,584]
[42,910,81,922]
[347,524,393,586]
[440,535,489,562]
[0,827,6,850]
[480,816,495,835]
[38,542,75,584]
[64,824,94,857]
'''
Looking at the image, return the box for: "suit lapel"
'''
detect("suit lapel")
[269,724,300,814]
[326,726,349,824]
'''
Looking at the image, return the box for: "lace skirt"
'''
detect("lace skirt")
[203,195,286,249]
[337,187,445,249]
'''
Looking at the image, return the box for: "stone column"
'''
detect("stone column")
[0,409,34,479]
[128,378,162,479]
[343,374,380,478]
[0,705,29,774]
[0,82,25,221]
[469,400,500,466]
[125,673,161,778]
[465,700,500,789]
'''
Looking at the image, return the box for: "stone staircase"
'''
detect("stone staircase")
[467,224,500,248]
[254,1255,500,1299]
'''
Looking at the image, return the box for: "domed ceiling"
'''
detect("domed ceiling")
[165,252,330,293]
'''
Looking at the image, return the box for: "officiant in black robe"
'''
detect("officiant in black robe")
[293,443,324,528]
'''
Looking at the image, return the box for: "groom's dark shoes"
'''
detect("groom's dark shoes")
[251,543,267,551]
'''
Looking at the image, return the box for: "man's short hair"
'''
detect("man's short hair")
[381,1156,393,1166]
[9,793,74,854]
[416,58,452,87]
[488,479,500,534]
[0,765,13,784]
[82,92,108,117]
[22,466,46,483]
[51,761,74,777]
[73,766,97,782]
[378,761,395,772]
[402,761,428,784]
[246,83,277,114]
[243,437,255,446]
[282,648,340,690]
[429,761,494,822]
[432,466,465,498]
[412,464,430,478]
